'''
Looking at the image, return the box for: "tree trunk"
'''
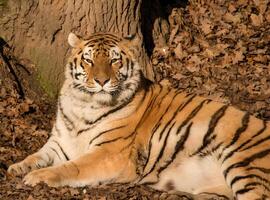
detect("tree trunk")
[0,0,168,98]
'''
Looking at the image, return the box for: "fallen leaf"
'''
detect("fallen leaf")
[250,14,264,26]
[200,19,212,35]
[223,12,241,24]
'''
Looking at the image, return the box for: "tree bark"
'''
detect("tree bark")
[0,0,168,98]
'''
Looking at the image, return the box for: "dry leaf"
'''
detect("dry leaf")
[200,19,212,35]
[232,51,245,64]
[253,0,268,14]
[223,12,241,24]
[174,44,187,60]
[250,14,264,26]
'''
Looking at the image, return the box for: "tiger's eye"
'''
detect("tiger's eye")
[111,58,119,64]
[84,59,93,65]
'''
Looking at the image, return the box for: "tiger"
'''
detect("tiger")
[7,32,270,200]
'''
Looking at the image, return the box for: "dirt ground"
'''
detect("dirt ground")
[0,0,270,199]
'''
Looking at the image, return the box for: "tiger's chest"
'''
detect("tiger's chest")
[56,94,141,159]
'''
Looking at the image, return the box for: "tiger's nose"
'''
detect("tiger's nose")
[94,77,110,86]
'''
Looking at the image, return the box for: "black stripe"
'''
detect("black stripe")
[45,152,53,164]
[73,83,80,88]
[95,136,123,146]
[152,94,195,137]
[130,60,134,77]
[116,86,160,151]
[84,89,138,125]
[80,62,85,69]
[222,120,267,163]
[176,99,210,135]
[223,139,258,162]
[86,44,95,48]
[140,122,192,183]
[143,94,195,173]
[158,91,186,140]
[58,101,74,131]
[192,105,228,156]
[222,138,254,160]
[74,57,77,65]
[118,86,157,150]
[52,140,70,161]
[238,120,267,150]
[199,141,223,157]
[120,133,137,152]
[74,72,84,80]
[224,148,270,178]
[126,57,132,78]
[153,91,181,140]
[91,87,150,147]
[247,166,270,174]
[49,147,62,160]
[77,127,92,135]
[156,122,193,175]
[88,125,126,145]
[212,142,223,152]
[69,62,74,78]
[244,182,270,193]
[223,112,250,150]
[235,187,255,196]
[156,89,171,108]
[230,174,270,190]
[241,135,270,151]
[142,122,175,178]
[249,120,267,139]
[125,58,130,77]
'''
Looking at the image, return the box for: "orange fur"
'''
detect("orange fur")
[8,33,270,200]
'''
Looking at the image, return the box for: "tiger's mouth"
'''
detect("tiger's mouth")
[92,88,120,106]
[98,87,121,97]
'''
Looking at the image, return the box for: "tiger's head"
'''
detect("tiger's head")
[66,32,142,106]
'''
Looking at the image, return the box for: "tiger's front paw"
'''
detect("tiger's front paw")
[8,155,46,176]
[23,167,62,187]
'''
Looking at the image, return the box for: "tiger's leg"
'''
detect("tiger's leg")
[23,148,137,187]
[8,129,67,176]
[220,137,270,199]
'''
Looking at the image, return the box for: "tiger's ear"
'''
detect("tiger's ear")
[68,32,82,48]
[122,34,140,46]
[120,34,140,57]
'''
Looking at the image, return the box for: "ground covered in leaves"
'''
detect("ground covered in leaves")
[153,0,270,120]
[1,0,270,199]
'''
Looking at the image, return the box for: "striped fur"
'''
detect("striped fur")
[8,33,270,200]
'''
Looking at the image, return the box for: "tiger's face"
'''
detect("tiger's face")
[66,33,141,106]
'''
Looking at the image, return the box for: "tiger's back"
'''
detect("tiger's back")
[8,32,270,200]
[129,82,270,199]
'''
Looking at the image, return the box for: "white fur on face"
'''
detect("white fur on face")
[83,47,94,60]
[109,47,121,59]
